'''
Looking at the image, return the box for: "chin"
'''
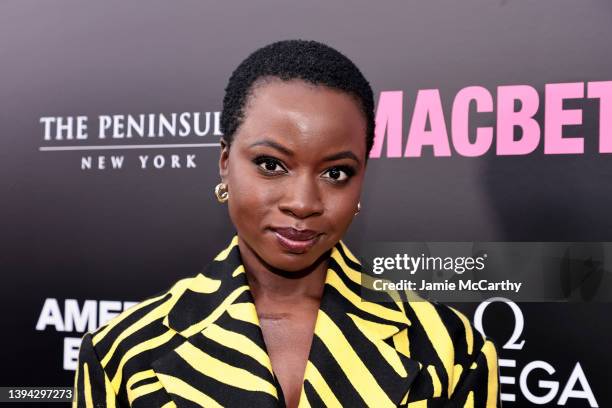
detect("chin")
[264,250,313,270]
[268,246,329,273]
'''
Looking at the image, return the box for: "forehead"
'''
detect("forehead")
[235,79,367,158]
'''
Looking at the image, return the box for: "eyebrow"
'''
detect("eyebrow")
[248,139,361,165]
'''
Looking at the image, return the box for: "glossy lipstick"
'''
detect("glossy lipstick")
[271,227,320,253]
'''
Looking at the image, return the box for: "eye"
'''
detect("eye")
[253,156,286,174]
[322,166,355,183]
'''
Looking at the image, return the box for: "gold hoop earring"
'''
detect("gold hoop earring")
[354,201,361,216]
[215,182,229,203]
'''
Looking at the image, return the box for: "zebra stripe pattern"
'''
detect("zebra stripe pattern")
[74,235,500,407]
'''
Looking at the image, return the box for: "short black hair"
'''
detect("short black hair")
[220,39,375,161]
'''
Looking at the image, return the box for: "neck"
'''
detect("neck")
[237,237,330,302]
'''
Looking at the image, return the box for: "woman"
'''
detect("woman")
[74,40,500,408]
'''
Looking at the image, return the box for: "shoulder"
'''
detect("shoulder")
[403,298,492,365]
[80,273,199,370]
[402,298,500,403]
[74,274,204,406]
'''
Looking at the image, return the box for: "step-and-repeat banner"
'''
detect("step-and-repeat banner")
[1,1,610,406]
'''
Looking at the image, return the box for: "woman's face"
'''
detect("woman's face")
[219,79,367,272]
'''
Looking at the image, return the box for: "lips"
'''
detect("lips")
[271,227,321,253]
[272,227,319,241]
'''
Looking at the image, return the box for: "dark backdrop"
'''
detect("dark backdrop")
[1,1,610,406]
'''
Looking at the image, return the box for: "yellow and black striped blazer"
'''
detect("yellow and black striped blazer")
[74,235,500,407]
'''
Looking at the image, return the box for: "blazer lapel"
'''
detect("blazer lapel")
[151,235,423,408]
[151,235,282,407]
[297,241,422,407]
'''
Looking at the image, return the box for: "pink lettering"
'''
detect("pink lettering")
[545,82,584,154]
[371,91,403,158]
[451,86,494,157]
[587,81,612,153]
[497,85,540,155]
[405,89,451,157]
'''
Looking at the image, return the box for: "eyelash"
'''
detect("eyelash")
[252,155,356,183]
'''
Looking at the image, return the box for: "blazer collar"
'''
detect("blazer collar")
[152,234,422,407]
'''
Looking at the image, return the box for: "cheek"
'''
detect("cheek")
[226,170,276,225]
[326,192,358,225]
[228,183,267,218]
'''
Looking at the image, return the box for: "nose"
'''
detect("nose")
[278,172,324,219]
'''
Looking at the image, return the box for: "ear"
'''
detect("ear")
[218,137,230,182]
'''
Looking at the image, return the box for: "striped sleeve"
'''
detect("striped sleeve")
[450,336,501,407]
[73,332,119,408]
